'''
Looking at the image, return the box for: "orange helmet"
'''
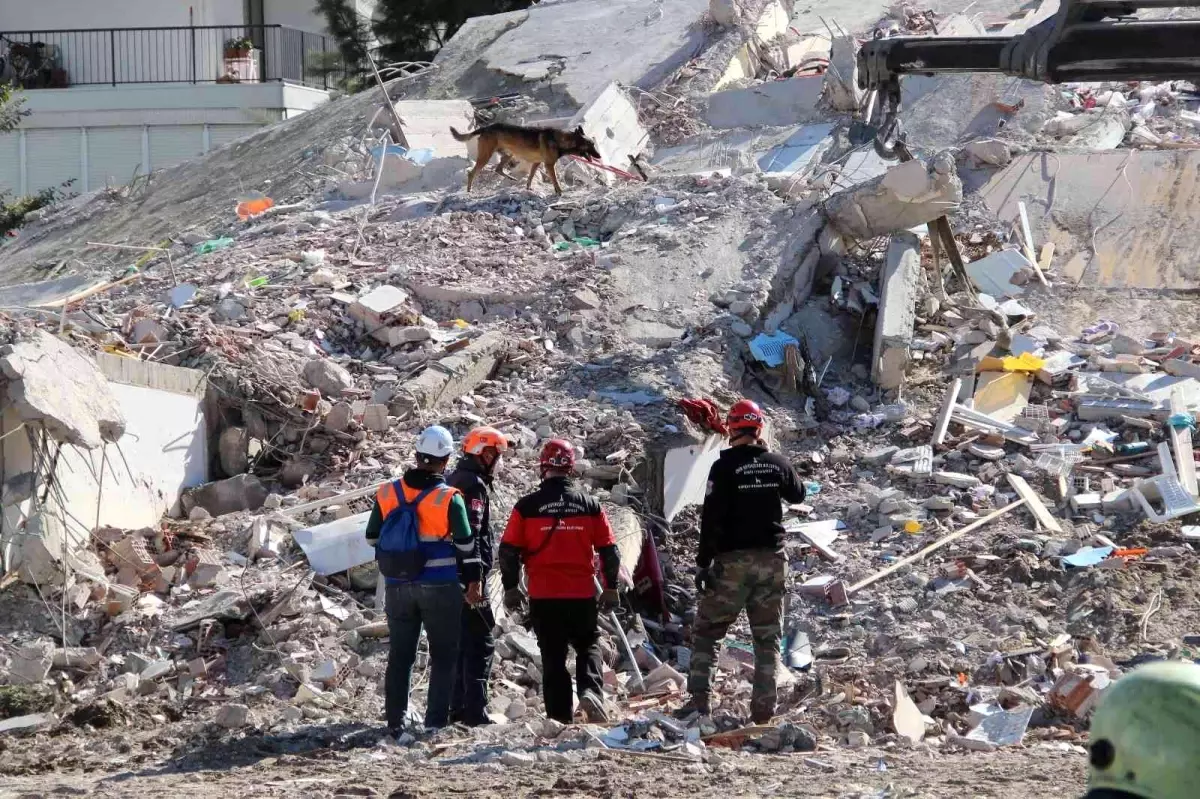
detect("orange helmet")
[462,426,510,456]
[726,399,765,434]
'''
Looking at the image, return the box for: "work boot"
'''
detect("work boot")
[751,707,776,725]
[578,690,609,723]
[673,692,711,719]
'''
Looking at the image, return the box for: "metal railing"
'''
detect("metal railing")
[0,25,343,90]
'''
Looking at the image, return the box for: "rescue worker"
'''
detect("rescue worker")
[365,425,482,734]
[498,439,621,724]
[446,426,510,727]
[680,399,806,723]
[1083,660,1200,799]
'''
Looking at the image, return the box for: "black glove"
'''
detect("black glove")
[503,588,525,612]
[599,588,620,611]
[695,567,713,594]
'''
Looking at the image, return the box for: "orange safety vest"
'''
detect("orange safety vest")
[376,480,460,541]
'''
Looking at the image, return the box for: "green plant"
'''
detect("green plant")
[0,81,29,132]
[1,180,74,238]
[224,36,254,52]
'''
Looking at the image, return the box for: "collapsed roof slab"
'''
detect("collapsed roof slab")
[476,0,711,108]
[976,151,1200,290]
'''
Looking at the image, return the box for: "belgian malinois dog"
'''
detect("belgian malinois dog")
[450,123,602,195]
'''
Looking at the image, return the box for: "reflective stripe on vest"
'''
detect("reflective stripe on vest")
[375,480,459,541]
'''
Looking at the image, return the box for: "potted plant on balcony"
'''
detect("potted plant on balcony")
[223,36,254,59]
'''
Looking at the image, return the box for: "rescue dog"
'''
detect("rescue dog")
[449,123,602,195]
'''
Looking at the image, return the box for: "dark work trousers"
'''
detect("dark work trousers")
[529,597,603,723]
[385,581,463,730]
[449,601,496,726]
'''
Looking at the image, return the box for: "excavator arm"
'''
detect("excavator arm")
[855,0,1200,157]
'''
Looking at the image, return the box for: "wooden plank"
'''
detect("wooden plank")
[1169,389,1198,497]
[1006,473,1063,533]
[848,500,1025,595]
[1017,201,1050,286]
[932,377,962,446]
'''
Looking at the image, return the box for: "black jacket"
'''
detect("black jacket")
[698,444,806,567]
[447,456,494,575]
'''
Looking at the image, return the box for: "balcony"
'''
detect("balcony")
[0,25,343,91]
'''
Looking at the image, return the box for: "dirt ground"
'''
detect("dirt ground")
[0,725,1087,798]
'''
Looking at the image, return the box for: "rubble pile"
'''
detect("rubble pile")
[3,0,1200,791]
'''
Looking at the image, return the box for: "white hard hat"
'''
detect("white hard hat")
[414,425,454,458]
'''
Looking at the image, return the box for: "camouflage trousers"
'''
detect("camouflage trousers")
[687,548,786,717]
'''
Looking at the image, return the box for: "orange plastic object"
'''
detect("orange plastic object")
[236,197,275,220]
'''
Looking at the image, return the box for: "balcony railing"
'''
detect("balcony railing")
[0,25,343,91]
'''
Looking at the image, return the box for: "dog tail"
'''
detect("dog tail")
[449,126,476,142]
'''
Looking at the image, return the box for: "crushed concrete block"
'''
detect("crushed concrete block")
[349,285,409,329]
[569,289,602,311]
[52,647,101,669]
[10,641,54,684]
[189,548,225,587]
[186,474,269,517]
[934,471,983,488]
[824,152,963,241]
[0,329,125,448]
[215,703,251,729]
[871,232,921,389]
[324,401,353,432]
[374,325,433,347]
[302,358,354,397]
[363,404,390,432]
[405,333,507,410]
[964,139,1012,167]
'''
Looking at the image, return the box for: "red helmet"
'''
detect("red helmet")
[726,399,765,434]
[539,439,577,472]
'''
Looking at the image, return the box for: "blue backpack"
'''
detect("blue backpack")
[376,484,437,581]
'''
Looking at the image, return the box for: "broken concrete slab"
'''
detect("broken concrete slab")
[461,0,711,108]
[705,77,825,130]
[391,100,476,156]
[0,329,125,448]
[405,333,507,410]
[569,82,648,175]
[872,232,921,390]
[167,589,249,631]
[978,150,1200,289]
[824,152,962,242]
[185,474,269,517]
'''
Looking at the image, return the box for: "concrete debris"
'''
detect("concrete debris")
[1,0,1199,789]
[185,474,270,517]
[824,152,963,241]
[871,232,921,390]
[0,329,126,448]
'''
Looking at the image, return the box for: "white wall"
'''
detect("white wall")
[0,83,329,194]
